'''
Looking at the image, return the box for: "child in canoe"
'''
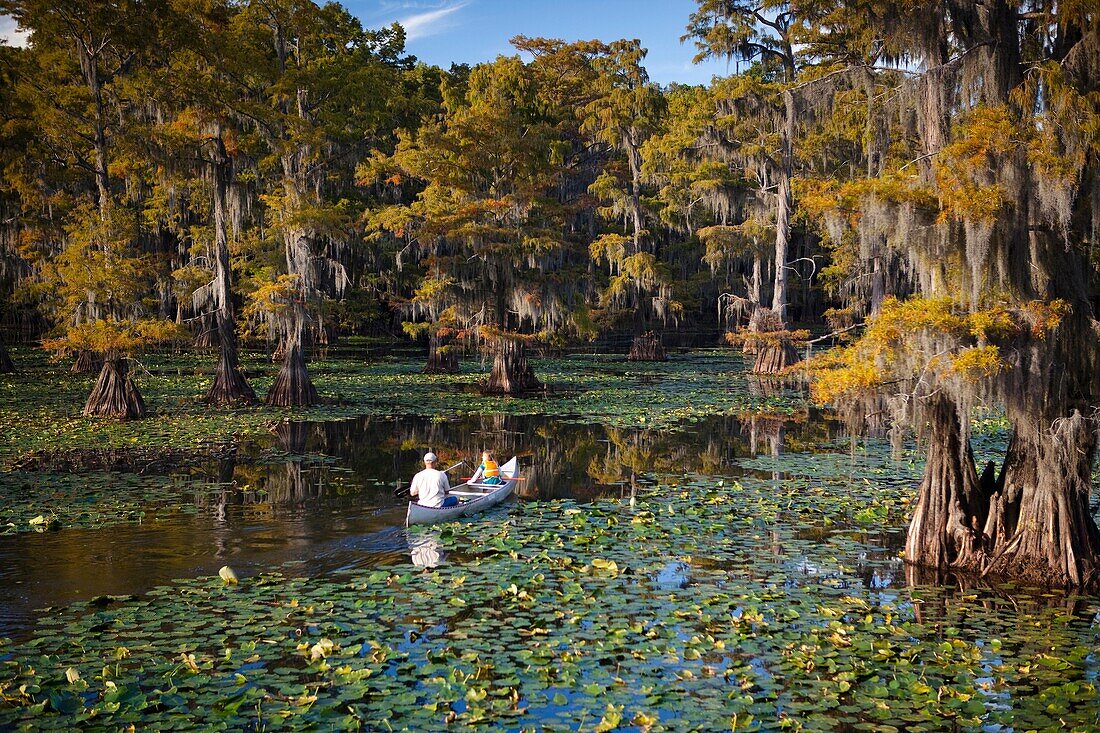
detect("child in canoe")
[477,451,503,485]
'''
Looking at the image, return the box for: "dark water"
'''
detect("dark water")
[0,412,844,639]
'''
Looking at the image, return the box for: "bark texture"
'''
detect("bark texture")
[193,313,219,350]
[905,400,1100,590]
[83,357,146,419]
[904,396,987,571]
[72,350,103,374]
[983,414,1100,588]
[266,338,317,407]
[204,132,256,406]
[483,340,541,395]
[628,332,666,362]
[752,341,801,375]
[424,333,459,374]
[749,308,801,375]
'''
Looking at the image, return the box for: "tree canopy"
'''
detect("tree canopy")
[0,0,1097,585]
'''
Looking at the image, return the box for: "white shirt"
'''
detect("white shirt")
[410,467,450,507]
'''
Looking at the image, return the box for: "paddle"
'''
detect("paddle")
[392,461,466,497]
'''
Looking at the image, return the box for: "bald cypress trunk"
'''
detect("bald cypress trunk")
[265,148,318,407]
[983,415,1100,588]
[205,133,256,405]
[752,341,800,375]
[266,308,317,406]
[193,312,219,350]
[72,350,103,374]
[749,307,800,375]
[771,90,795,324]
[904,396,987,572]
[484,340,541,395]
[628,332,666,362]
[84,356,146,419]
[424,332,459,374]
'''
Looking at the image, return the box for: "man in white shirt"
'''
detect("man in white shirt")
[409,452,455,507]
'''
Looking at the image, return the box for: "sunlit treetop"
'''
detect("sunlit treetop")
[809,296,1070,406]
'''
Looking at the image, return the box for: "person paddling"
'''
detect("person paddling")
[409,452,457,508]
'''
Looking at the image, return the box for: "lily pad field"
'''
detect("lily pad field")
[1,349,1099,731]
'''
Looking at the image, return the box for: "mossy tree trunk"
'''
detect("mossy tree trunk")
[193,312,218,349]
[771,90,795,323]
[83,355,146,419]
[752,340,800,374]
[628,332,666,362]
[266,307,317,406]
[205,132,256,405]
[72,350,103,374]
[904,395,987,572]
[749,308,801,375]
[484,340,541,395]
[983,413,1100,587]
[906,402,1100,589]
[424,332,459,374]
[266,150,318,407]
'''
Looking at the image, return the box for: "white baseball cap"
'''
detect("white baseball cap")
[423,452,437,463]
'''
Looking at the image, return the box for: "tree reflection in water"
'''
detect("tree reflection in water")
[214,412,835,506]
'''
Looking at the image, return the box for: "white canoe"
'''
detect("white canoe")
[406,456,519,526]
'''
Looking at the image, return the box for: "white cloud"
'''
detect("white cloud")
[0,14,28,48]
[398,2,467,41]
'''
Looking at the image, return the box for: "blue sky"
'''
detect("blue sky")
[347,0,734,86]
[2,1,733,85]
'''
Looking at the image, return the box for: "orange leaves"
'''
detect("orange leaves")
[244,274,301,318]
[1021,299,1070,338]
[934,106,1020,224]
[810,357,883,406]
[43,318,187,357]
[965,306,1018,341]
[411,274,455,304]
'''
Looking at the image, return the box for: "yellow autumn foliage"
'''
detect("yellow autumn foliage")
[950,346,1004,381]
[43,318,188,357]
[808,296,1068,405]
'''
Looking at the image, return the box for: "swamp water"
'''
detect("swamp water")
[0,352,1098,731]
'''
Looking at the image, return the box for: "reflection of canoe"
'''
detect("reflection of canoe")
[406,457,519,527]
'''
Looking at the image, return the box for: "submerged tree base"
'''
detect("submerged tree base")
[83,358,146,419]
[71,350,103,374]
[424,334,459,374]
[206,352,257,406]
[483,340,541,395]
[752,340,801,374]
[905,398,1100,591]
[728,308,804,374]
[628,332,666,362]
[266,345,318,407]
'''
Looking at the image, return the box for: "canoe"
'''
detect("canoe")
[406,456,519,527]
